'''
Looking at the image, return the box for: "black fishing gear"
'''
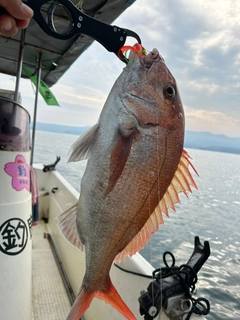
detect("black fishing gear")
[138,236,211,320]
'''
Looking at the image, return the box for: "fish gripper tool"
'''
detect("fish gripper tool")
[0,0,142,62]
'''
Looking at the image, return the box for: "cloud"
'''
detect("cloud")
[52,84,107,109]
[36,102,101,126]
[0,0,239,138]
[185,107,240,137]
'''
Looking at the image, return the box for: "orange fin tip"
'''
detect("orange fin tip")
[67,280,136,320]
[66,287,94,320]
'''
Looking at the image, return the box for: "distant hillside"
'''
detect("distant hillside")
[185,131,240,154]
[31,122,89,136]
[32,122,240,154]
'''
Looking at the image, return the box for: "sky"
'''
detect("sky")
[0,0,240,138]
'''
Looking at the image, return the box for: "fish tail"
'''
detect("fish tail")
[66,280,136,320]
[95,280,137,320]
[66,286,94,320]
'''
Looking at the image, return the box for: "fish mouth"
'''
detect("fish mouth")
[141,122,159,129]
[141,48,164,68]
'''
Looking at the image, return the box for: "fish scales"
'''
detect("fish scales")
[58,44,197,320]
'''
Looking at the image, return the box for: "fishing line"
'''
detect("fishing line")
[155,58,163,319]
[31,80,36,94]
[148,56,163,316]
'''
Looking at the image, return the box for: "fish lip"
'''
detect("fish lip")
[140,48,164,68]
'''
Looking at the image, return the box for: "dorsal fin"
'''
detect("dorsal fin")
[68,123,99,162]
[57,204,83,251]
[114,149,198,262]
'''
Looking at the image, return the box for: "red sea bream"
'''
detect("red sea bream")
[58,44,198,320]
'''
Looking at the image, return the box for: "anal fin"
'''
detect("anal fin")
[57,203,83,250]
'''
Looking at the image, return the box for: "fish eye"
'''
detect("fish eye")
[163,84,175,99]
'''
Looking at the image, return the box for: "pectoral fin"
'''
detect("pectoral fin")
[114,150,198,262]
[105,123,137,198]
[68,123,99,162]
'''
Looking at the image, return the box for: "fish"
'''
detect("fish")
[58,43,198,320]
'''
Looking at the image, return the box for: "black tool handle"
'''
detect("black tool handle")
[0,6,8,15]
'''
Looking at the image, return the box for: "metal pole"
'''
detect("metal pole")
[30,51,42,165]
[0,28,32,320]
[14,29,26,102]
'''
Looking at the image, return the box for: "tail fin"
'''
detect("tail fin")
[67,280,136,320]
[66,286,94,320]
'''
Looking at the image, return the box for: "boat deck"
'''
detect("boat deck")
[32,220,71,320]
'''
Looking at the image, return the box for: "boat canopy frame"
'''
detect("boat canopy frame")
[0,0,135,87]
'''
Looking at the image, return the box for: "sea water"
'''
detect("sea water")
[33,130,240,320]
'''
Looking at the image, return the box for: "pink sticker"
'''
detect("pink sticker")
[4,155,30,192]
